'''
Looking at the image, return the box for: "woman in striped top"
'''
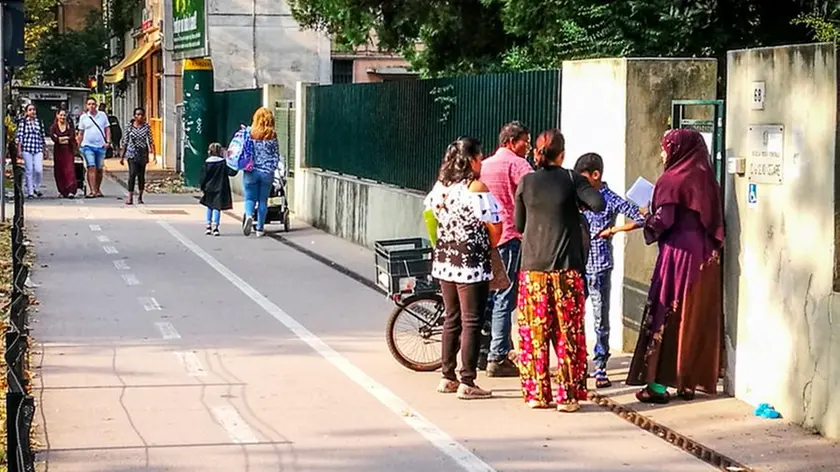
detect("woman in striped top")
[120,107,155,204]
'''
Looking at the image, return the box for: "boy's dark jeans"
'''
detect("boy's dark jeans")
[587,270,612,372]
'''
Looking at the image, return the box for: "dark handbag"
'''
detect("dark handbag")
[568,169,591,268]
[489,248,511,291]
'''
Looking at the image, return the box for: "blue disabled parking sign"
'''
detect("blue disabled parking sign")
[747,183,758,207]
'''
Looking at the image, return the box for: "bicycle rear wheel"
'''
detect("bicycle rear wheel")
[386,293,444,372]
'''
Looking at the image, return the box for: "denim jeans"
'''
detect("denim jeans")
[587,270,612,371]
[484,238,521,362]
[205,207,221,226]
[243,170,273,230]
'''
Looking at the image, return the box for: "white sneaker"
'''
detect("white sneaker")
[436,379,459,394]
[255,230,265,238]
[457,383,492,400]
[242,216,253,236]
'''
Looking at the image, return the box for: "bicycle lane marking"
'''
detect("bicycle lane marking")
[157,220,496,472]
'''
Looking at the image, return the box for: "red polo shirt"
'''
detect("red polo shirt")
[481,147,533,245]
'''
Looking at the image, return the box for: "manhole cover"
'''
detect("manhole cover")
[148,209,189,215]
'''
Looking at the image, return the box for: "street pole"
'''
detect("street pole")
[1,3,6,223]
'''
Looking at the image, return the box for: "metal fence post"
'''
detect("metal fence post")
[6,163,35,472]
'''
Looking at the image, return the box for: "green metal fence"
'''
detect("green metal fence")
[305,70,561,192]
[275,102,296,177]
[213,88,261,145]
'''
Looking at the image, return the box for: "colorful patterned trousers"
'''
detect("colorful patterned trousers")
[516,270,588,406]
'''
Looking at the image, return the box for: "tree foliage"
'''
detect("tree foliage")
[35,13,109,87]
[795,1,840,42]
[16,0,59,84]
[290,0,832,77]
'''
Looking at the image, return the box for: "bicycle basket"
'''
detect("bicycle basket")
[374,237,435,296]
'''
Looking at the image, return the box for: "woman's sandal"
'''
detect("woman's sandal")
[595,376,613,389]
[635,386,671,404]
[676,389,696,401]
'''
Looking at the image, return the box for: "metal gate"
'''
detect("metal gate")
[670,99,725,182]
[175,103,184,174]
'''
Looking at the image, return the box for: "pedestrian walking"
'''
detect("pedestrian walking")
[49,109,77,198]
[200,143,236,236]
[120,107,154,205]
[514,129,605,412]
[16,104,46,198]
[573,153,645,389]
[76,97,111,198]
[626,128,724,404]
[424,137,502,400]
[101,104,123,160]
[480,121,533,377]
[241,107,280,238]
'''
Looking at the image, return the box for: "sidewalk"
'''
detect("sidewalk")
[269,216,840,472]
[102,158,196,195]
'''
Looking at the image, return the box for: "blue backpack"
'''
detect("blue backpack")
[225,127,254,171]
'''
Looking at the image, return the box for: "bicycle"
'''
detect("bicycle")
[375,238,444,372]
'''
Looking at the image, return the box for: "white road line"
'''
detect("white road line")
[113,259,130,270]
[89,224,101,232]
[103,245,119,255]
[154,321,181,340]
[157,220,496,472]
[97,235,111,243]
[174,351,206,377]
[138,296,161,311]
[121,273,141,286]
[211,405,260,444]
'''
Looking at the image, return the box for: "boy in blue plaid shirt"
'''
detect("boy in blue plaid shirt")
[574,153,645,388]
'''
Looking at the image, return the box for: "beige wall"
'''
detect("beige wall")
[560,58,717,352]
[724,43,840,439]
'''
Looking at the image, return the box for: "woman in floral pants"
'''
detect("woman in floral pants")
[513,129,605,412]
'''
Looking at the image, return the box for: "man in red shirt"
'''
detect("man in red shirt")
[480,121,533,377]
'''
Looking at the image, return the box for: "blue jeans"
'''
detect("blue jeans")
[205,207,221,226]
[484,238,521,362]
[243,171,272,230]
[587,270,612,371]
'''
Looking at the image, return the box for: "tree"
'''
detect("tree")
[795,1,840,41]
[35,13,109,87]
[289,0,827,77]
[16,0,58,84]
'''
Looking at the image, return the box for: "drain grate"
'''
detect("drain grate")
[588,392,754,472]
[148,209,189,215]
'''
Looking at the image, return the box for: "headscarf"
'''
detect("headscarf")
[652,128,724,247]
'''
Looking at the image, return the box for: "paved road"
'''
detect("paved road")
[29,178,715,471]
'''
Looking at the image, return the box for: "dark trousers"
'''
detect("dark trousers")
[127,158,147,193]
[440,280,489,386]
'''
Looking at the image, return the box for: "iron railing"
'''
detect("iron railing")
[305,70,561,192]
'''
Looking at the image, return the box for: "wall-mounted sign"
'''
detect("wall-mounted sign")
[171,0,206,59]
[747,125,783,185]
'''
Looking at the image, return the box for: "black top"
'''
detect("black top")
[200,156,238,211]
[515,166,606,273]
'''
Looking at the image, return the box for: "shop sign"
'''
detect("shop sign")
[172,0,206,58]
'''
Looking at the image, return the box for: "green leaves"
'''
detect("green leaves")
[290,0,826,77]
[35,12,109,87]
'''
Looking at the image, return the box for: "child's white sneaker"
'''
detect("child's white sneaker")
[205,224,212,235]
[212,226,220,237]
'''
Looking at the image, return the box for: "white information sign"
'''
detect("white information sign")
[747,125,784,185]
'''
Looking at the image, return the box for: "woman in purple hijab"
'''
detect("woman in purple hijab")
[626,128,724,404]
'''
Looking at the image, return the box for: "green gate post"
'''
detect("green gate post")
[182,58,214,187]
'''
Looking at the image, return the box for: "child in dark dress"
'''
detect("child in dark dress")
[200,143,237,236]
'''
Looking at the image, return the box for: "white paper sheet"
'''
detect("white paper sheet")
[626,177,654,208]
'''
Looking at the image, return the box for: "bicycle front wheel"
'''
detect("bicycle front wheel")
[386,293,444,372]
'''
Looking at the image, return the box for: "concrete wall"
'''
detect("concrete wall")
[296,170,427,249]
[622,59,718,350]
[207,0,331,95]
[724,43,840,439]
[560,58,717,353]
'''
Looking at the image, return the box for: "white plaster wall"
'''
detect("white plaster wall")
[207,0,331,94]
[725,43,840,439]
[296,169,427,249]
[560,58,629,354]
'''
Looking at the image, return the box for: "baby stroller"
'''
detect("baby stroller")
[74,156,86,196]
[250,168,291,232]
